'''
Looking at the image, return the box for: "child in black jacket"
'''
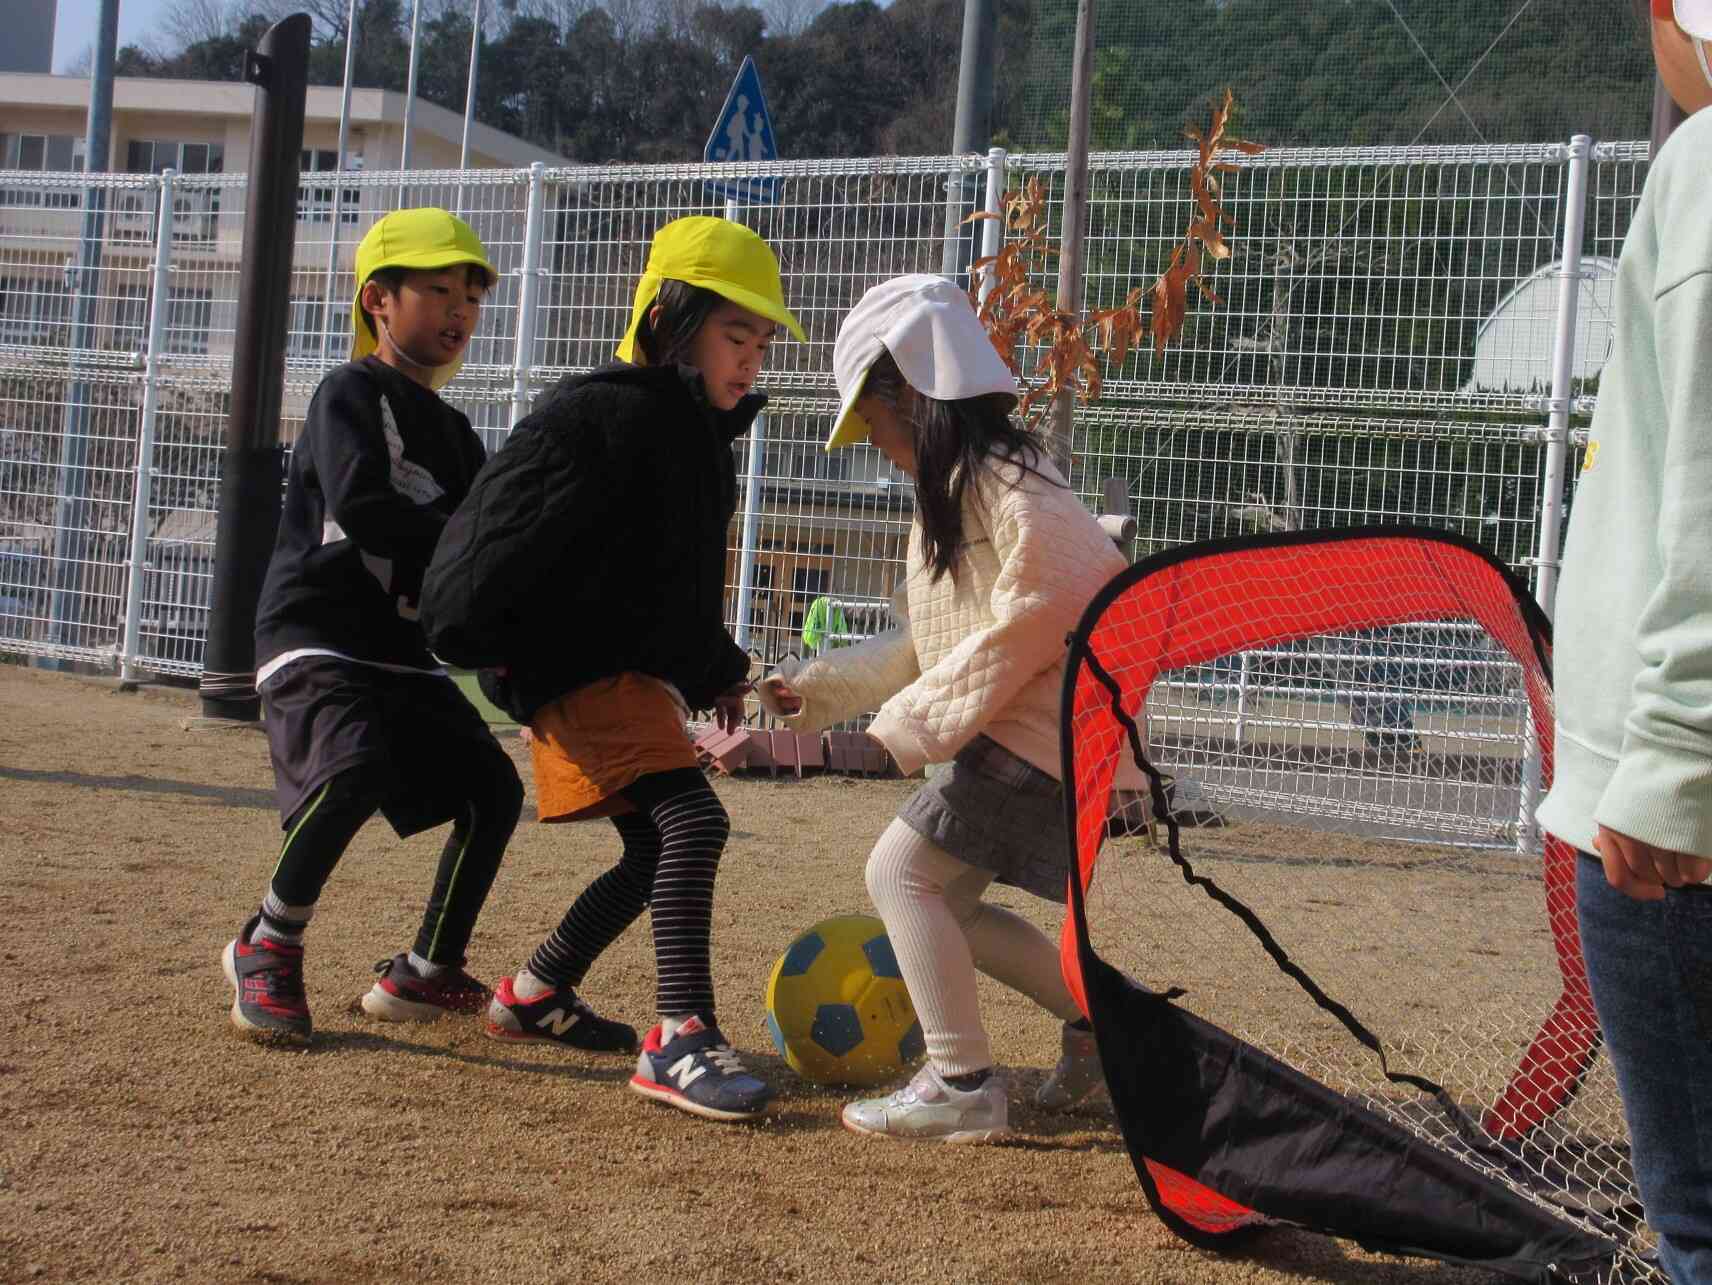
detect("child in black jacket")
[423,216,803,1123]
[221,208,523,1045]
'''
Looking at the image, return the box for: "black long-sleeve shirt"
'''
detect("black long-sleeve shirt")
[255,357,487,676]
[421,362,756,720]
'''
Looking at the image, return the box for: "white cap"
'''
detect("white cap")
[826,274,1017,450]
[1678,0,1712,38]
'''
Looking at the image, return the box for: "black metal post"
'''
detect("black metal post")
[198,14,310,720]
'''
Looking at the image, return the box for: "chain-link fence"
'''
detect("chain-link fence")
[0,138,1634,846]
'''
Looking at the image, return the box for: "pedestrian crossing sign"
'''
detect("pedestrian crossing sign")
[704,56,779,205]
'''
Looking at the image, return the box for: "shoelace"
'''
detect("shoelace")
[703,1042,750,1076]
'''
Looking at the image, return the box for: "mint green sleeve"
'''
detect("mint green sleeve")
[1595,271,1712,858]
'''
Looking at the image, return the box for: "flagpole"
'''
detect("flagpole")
[399,0,423,188]
[455,0,481,214]
[320,0,359,363]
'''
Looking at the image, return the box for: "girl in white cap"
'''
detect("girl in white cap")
[759,273,1130,1142]
[423,215,805,1124]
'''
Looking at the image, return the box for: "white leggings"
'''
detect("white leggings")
[864,817,1081,1077]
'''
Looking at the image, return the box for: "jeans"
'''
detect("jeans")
[1577,855,1712,1283]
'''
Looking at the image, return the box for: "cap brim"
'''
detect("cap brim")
[708,281,807,344]
[826,364,875,449]
[1679,0,1712,36]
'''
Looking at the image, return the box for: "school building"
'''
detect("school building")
[0,72,562,365]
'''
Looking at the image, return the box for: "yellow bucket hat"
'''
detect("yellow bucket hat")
[616,216,805,363]
[350,207,497,388]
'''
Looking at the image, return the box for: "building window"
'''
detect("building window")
[0,275,72,344]
[126,141,224,243]
[286,296,329,359]
[112,284,149,352]
[298,149,362,226]
[125,139,224,175]
[0,133,87,208]
[165,287,213,356]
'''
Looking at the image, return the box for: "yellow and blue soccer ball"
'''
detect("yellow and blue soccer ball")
[764,914,924,1088]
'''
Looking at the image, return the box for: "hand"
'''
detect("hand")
[1592,825,1712,902]
[714,683,751,734]
[517,724,535,746]
[758,673,803,716]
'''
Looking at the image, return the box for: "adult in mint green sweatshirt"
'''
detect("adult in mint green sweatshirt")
[1535,5,1712,1278]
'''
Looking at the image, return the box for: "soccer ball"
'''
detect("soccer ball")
[764,914,925,1088]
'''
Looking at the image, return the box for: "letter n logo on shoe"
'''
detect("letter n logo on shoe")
[537,1008,580,1037]
[668,1055,707,1089]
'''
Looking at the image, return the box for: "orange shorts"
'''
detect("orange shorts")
[529,673,698,822]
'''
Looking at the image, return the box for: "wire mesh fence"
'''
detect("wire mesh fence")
[0,137,1638,849]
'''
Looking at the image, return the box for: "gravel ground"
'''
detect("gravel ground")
[0,664,1528,1284]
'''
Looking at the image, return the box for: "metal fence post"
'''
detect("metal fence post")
[1518,132,1593,851]
[119,170,177,683]
[977,147,1007,309]
[725,196,766,657]
[508,161,546,429]
[1234,648,1252,745]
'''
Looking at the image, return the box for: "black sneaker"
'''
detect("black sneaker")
[221,913,311,1044]
[483,976,638,1053]
[629,1015,771,1122]
[360,953,489,1022]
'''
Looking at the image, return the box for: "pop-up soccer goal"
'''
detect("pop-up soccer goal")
[1060,527,1652,1284]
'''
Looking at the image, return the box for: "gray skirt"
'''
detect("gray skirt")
[897,734,1072,904]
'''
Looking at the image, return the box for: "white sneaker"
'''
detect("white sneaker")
[841,1063,1008,1144]
[1035,1022,1109,1111]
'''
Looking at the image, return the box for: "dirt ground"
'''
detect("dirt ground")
[0,663,1530,1284]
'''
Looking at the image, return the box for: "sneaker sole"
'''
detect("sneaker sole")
[360,984,469,1023]
[628,1075,768,1123]
[222,940,311,1045]
[840,1113,1007,1145]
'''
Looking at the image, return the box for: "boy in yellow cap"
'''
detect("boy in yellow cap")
[421,215,804,1122]
[221,208,523,1045]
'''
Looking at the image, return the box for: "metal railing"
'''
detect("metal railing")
[0,139,1637,845]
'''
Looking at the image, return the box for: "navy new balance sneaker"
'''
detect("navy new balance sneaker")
[222,914,311,1044]
[484,976,638,1053]
[360,953,489,1022]
[629,1015,771,1122]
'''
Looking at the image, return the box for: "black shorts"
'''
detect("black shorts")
[261,656,511,838]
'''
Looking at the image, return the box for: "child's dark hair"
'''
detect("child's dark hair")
[862,349,1051,584]
[632,280,724,367]
[360,262,492,339]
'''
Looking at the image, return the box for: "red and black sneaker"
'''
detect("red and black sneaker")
[360,953,489,1022]
[484,976,638,1053]
[222,914,312,1044]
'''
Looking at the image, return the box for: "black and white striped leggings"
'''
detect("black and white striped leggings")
[525,767,729,1018]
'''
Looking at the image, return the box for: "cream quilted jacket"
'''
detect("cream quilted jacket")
[768,453,1127,779]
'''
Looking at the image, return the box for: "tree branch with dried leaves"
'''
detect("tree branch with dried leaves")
[965,90,1265,430]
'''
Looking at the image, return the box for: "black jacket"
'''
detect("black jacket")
[256,357,487,671]
[420,362,757,721]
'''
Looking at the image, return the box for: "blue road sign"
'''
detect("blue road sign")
[704,56,779,205]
